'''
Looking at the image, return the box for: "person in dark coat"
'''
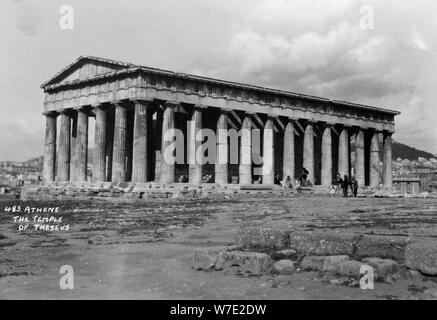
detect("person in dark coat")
[342,174,349,197]
[334,173,342,196]
[274,174,281,186]
[351,176,359,197]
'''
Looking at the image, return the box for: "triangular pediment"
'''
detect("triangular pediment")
[41,56,135,88]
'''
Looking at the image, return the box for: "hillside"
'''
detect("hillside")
[21,156,44,172]
[392,140,435,160]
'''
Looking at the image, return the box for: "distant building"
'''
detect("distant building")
[0,161,42,187]
[393,177,421,194]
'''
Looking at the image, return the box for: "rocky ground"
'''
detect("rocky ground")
[0,195,437,300]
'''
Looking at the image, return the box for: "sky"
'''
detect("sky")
[0,0,436,161]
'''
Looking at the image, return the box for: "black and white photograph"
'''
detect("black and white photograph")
[1,0,437,307]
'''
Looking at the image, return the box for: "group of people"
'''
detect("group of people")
[281,168,313,190]
[331,174,359,198]
[177,174,214,183]
[176,169,358,198]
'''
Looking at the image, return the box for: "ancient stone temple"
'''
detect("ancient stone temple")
[41,56,399,188]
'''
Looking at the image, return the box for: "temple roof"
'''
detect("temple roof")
[41,56,401,116]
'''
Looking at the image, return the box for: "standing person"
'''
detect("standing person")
[334,173,342,196]
[295,177,302,189]
[342,174,349,198]
[301,168,308,185]
[274,174,281,186]
[351,176,359,197]
[329,185,336,197]
[284,176,292,189]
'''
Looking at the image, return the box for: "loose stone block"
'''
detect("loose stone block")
[335,261,366,278]
[405,239,437,276]
[300,255,349,272]
[322,255,350,272]
[300,256,327,271]
[354,235,407,263]
[362,257,399,279]
[273,260,296,275]
[272,249,300,261]
[289,231,360,256]
[192,249,224,271]
[221,251,273,275]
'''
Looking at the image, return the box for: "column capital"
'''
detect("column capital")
[219,108,231,114]
[42,111,58,117]
[306,120,317,125]
[264,116,274,128]
[189,104,207,111]
[91,102,103,108]
[163,101,179,108]
[367,127,381,133]
[74,105,92,112]
[92,103,109,111]
[132,98,154,105]
[59,109,74,116]
[113,100,129,108]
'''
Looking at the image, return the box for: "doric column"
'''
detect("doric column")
[154,110,163,180]
[160,103,176,184]
[383,133,393,187]
[283,119,295,183]
[303,122,315,183]
[188,107,202,184]
[57,111,71,182]
[132,100,150,183]
[70,111,78,180]
[262,117,274,184]
[93,106,107,182]
[355,129,365,186]
[74,109,88,182]
[239,114,252,185]
[370,132,381,187]
[125,110,134,181]
[112,102,128,183]
[105,108,114,181]
[215,110,228,185]
[338,127,349,178]
[43,113,57,183]
[147,109,155,181]
[321,126,332,186]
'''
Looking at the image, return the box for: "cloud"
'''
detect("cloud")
[410,32,429,51]
[192,0,437,153]
[14,2,43,37]
[394,94,437,153]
